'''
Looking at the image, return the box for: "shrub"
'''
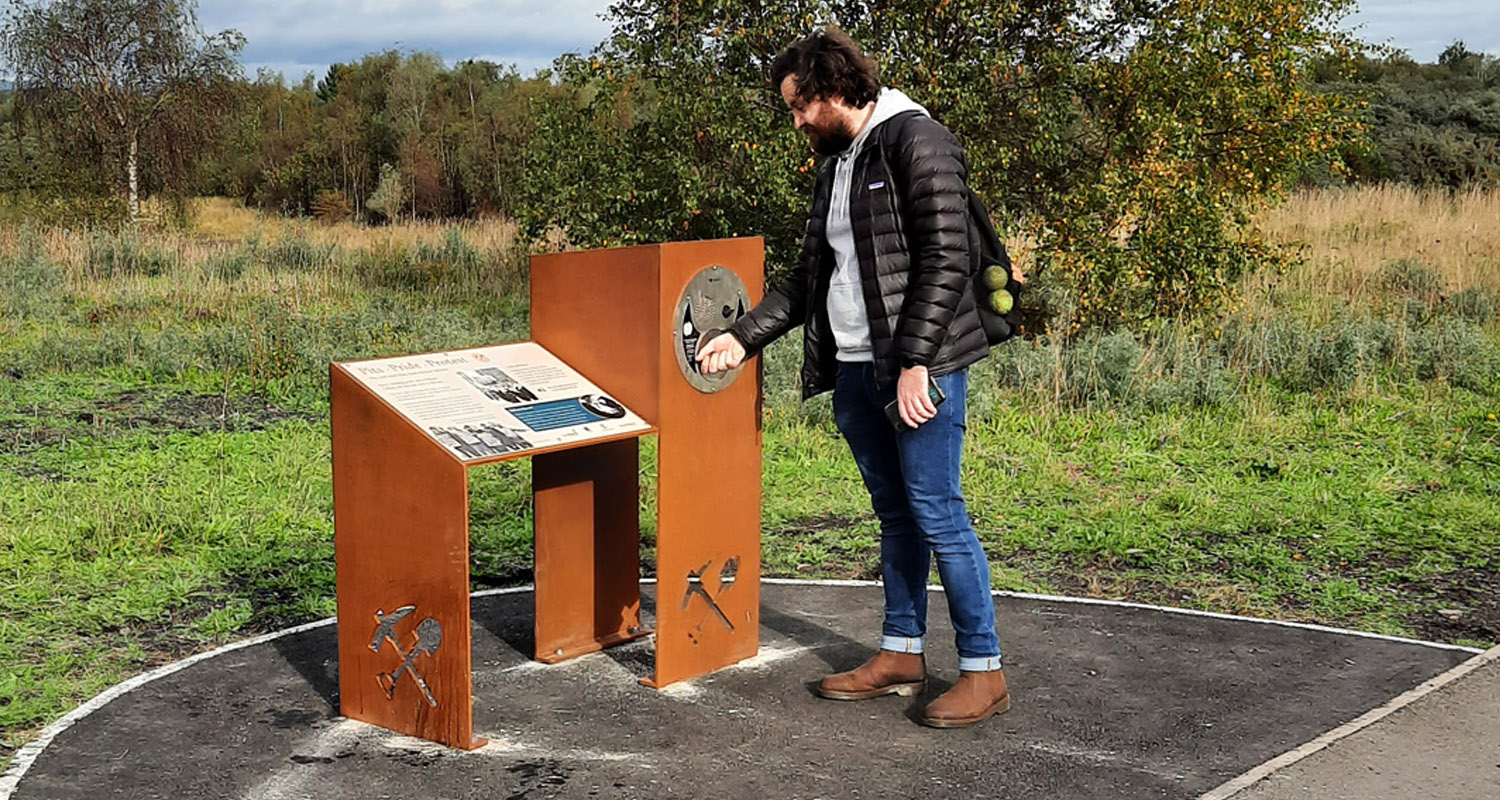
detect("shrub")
[1066,330,1144,405]
[1380,258,1445,300]
[259,237,334,273]
[1404,297,1436,327]
[988,335,1064,394]
[414,228,482,276]
[1305,321,1366,391]
[1358,317,1399,365]
[84,228,179,278]
[1141,328,1237,410]
[1450,286,1498,324]
[202,248,252,281]
[310,190,354,223]
[0,193,128,229]
[0,227,63,318]
[524,0,1364,330]
[1407,316,1499,391]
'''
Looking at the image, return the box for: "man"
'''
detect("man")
[695,28,1009,728]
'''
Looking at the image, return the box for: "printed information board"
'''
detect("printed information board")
[340,342,650,461]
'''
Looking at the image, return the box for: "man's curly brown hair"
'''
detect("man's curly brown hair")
[770,27,880,108]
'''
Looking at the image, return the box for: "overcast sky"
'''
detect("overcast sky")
[196,0,1499,84]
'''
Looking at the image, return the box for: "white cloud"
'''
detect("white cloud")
[195,0,1498,84]
[1344,0,1499,60]
[198,0,613,82]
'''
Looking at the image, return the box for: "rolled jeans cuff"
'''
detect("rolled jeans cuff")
[880,635,924,655]
[958,655,1003,672]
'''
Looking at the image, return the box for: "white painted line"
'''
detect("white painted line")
[0,616,334,799]
[471,585,537,598]
[0,580,1484,799]
[991,590,1485,655]
[0,586,534,800]
[1196,645,1500,800]
[761,579,1486,655]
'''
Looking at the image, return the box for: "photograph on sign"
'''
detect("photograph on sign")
[340,342,650,460]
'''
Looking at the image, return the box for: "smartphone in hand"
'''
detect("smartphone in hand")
[884,374,947,431]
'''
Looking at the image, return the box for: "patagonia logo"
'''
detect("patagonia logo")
[868,181,886,190]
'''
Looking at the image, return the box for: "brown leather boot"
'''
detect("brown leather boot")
[815,650,927,700]
[918,669,1010,728]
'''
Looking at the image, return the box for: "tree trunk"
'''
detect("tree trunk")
[127,134,141,221]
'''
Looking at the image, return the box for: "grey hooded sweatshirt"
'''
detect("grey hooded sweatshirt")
[825,87,931,363]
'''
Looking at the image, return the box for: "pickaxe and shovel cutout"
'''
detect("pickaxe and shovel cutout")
[682,557,739,638]
[369,605,444,707]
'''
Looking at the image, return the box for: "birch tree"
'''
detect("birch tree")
[1,0,243,219]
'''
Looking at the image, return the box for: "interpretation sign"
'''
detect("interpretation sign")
[340,342,650,461]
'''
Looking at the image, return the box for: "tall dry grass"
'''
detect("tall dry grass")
[973,185,1500,411]
[192,197,519,253]
[1255,185,1500,306]
[0,198,527,311]
[3,189,1494,411]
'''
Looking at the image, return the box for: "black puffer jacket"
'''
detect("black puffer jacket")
[729,112,988,399]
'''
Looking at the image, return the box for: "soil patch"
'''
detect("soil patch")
[84,389,315,435]
[774,511,873,533]
[3,389,317,479]
[1404,566,1500,645]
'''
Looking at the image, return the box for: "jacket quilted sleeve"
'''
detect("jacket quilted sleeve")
[889,116,971,368]
[729,166,830,354]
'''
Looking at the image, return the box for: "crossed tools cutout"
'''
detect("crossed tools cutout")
[682,557,740,643]
[369,606,444,707]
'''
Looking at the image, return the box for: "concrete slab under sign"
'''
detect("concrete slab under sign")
[3,583,1483,800]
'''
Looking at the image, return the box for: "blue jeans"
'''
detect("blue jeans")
[832,362,1002,671]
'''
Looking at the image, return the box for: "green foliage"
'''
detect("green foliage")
[188,52,543,221]
[517,37,812,266]
[364,162,405,222]
[1380,257,1446,300]
[980,289,1499,412]
[0,0,245,216]
[201,248,251,281]
[518,0,1365,329]
[0,191,128,228]
[1309,44,1500,188]
[3,217,1499,754]
[257,237,334,273]
[1408,316,1499,391]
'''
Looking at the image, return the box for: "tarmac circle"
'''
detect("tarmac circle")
[1,581,1481,800]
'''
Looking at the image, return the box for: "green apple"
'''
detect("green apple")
[981,264,1009,291]
[987,289,1014,315]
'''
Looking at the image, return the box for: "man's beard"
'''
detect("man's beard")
[804,119,855,156]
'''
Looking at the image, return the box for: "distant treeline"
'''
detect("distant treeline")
[1310,42,1500,187]
[4,44,1496,228]
[0,0,1492,330]
[1,52,550,223]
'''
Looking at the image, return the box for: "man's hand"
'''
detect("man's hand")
[695,332,747,375]
[897,365,938,429]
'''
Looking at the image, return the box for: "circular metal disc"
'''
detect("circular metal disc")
[672,265,752,393]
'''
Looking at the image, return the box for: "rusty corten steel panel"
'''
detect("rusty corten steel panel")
[331,365,483,750]
[531,244,662,426]
[332,238,765,755]
[533,438,648,663]
[645,238,765,688]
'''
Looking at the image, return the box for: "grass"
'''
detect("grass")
[1256,184,1500,311]
[762,340,1500,632]
[2,187,1499,764]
